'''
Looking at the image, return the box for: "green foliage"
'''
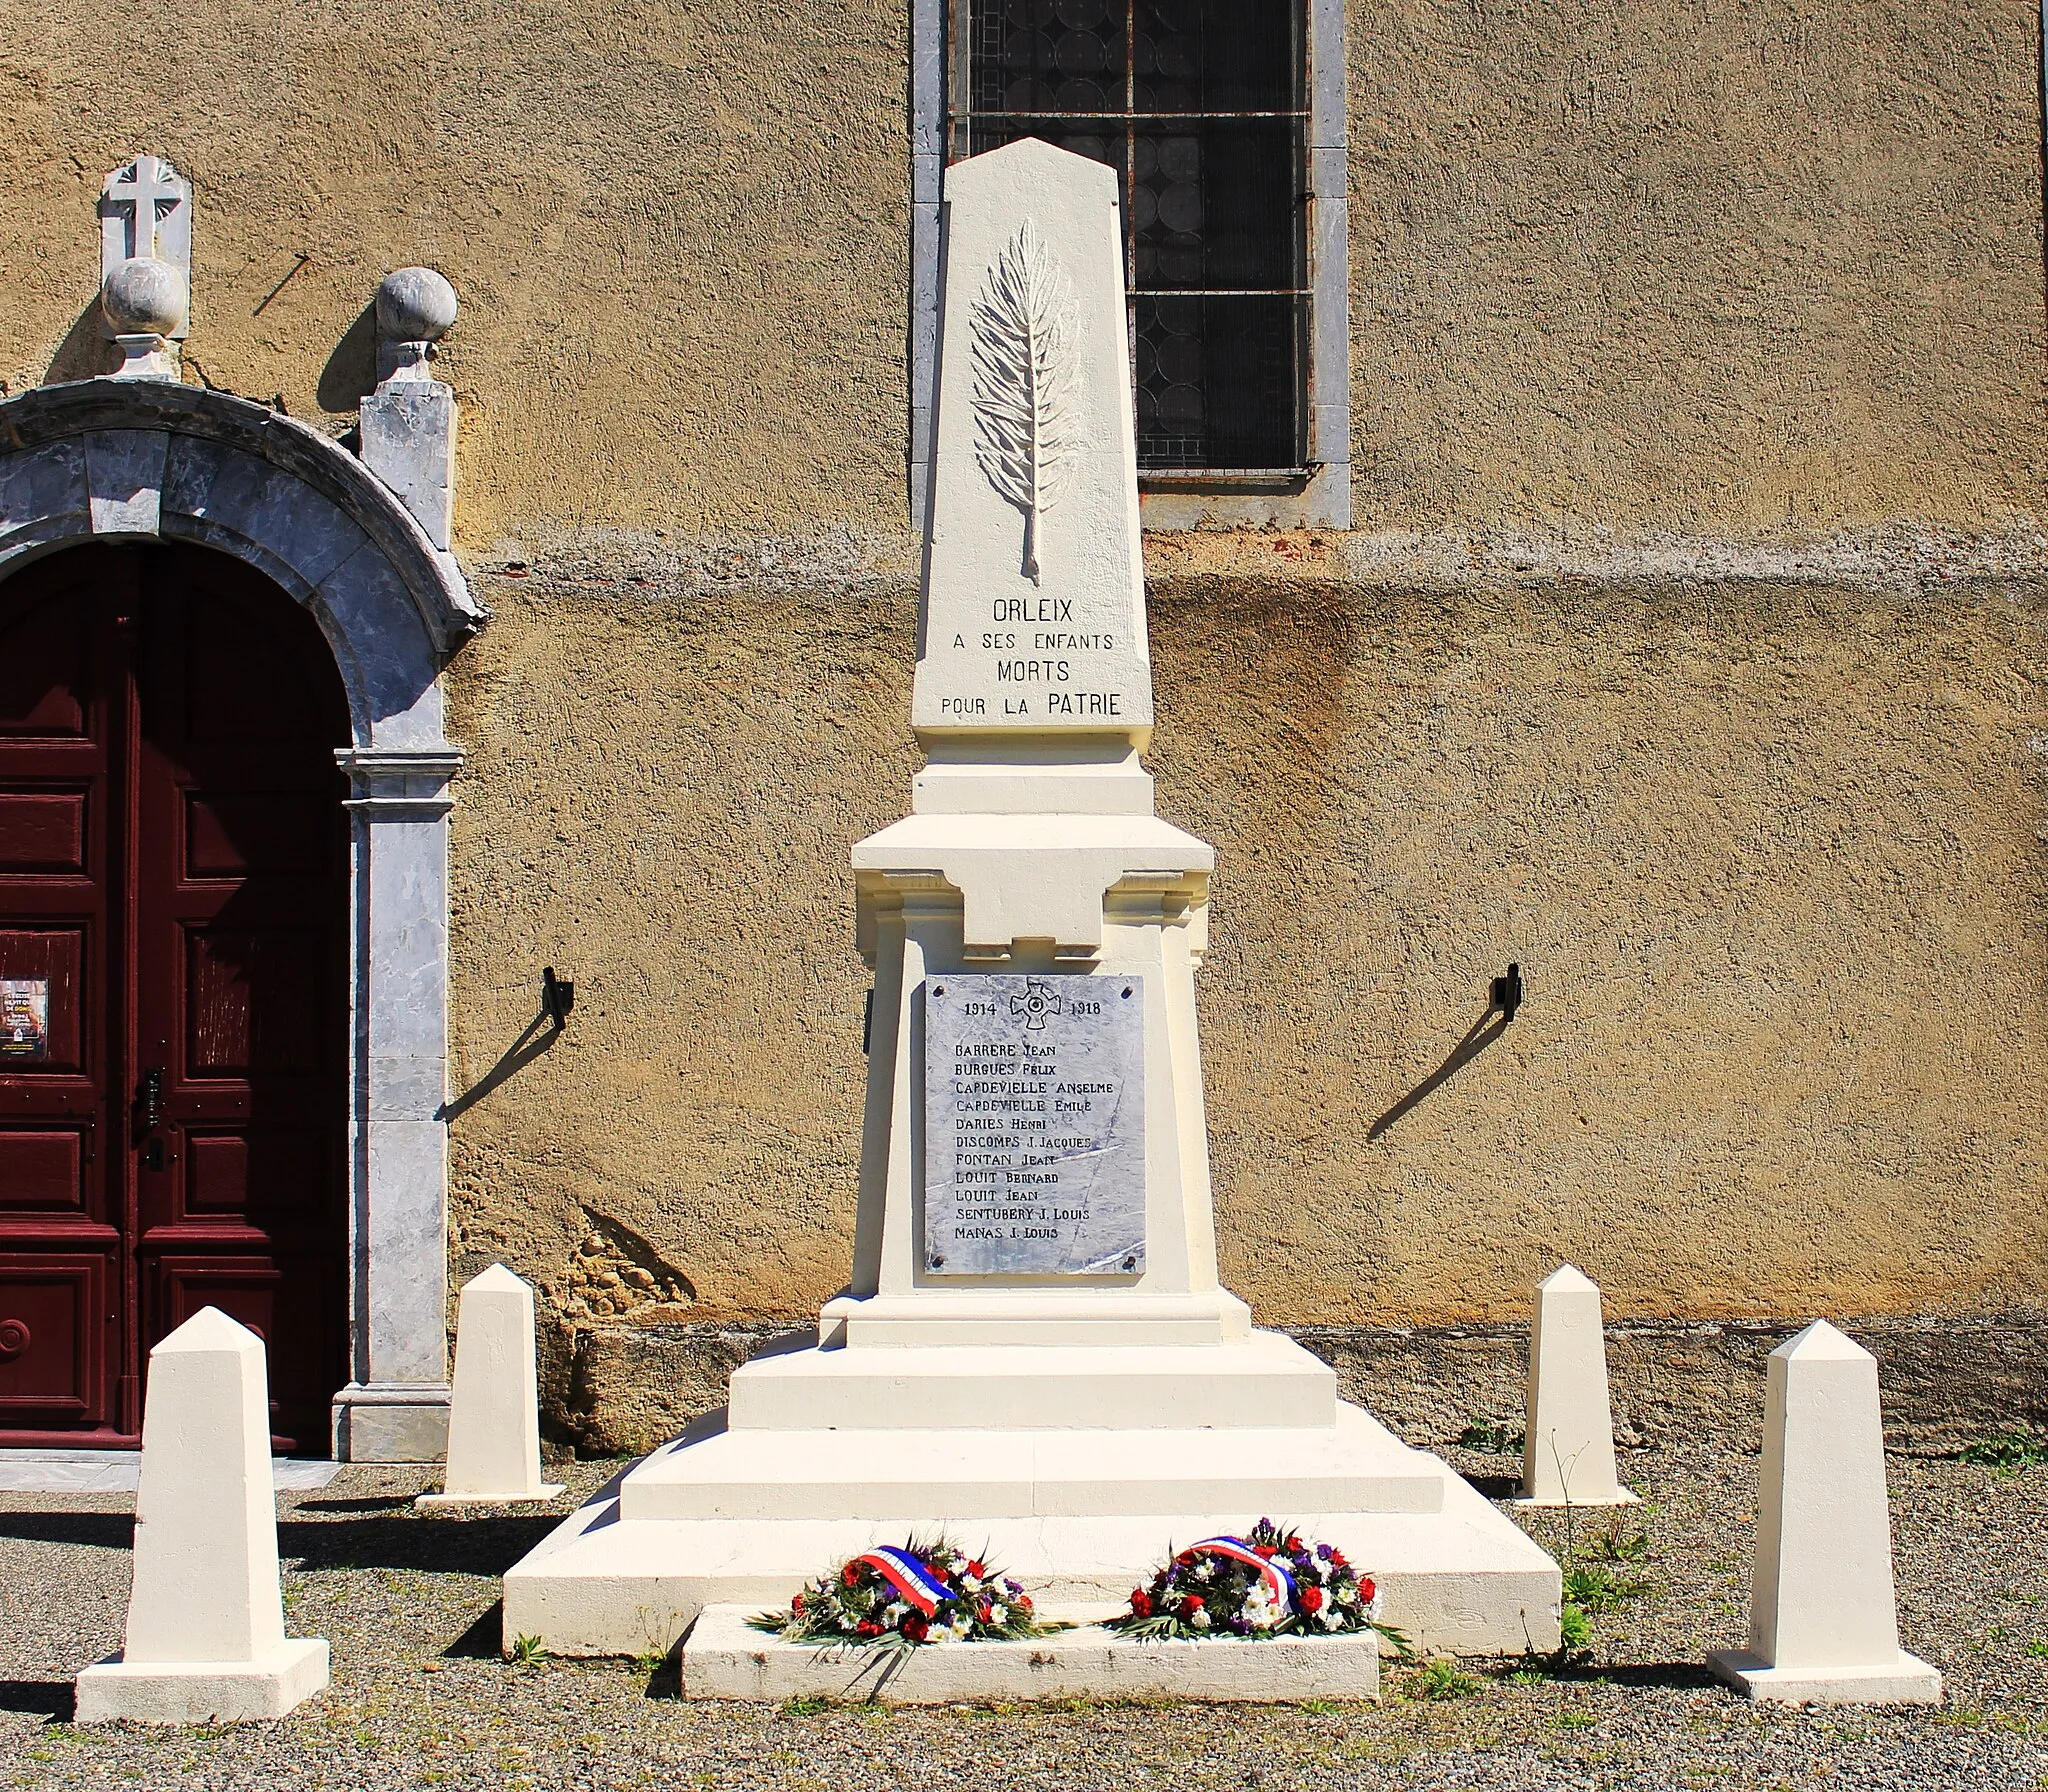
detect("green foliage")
[1564,1563,1648,1616]
[2028,1640,2048,1660]
[1551,1709,1598,1731]
[1457,1422,1525,1454]
[1557,1603,1594,1654]
[1960,1432,2048,1470]
[1407,1658,1482,1701]
[506,1633,544,1667]
[631,1646,669,1676]
[778,1696,834,1716]
[1500,1667,1546,1687]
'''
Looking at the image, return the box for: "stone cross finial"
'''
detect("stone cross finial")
[100,157,192,340]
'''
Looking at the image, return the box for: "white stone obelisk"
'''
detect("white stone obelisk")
[75,1309,329,1723]
[502,139,1561,1664]
[1707,1320,1941,1704]
[1519,1265,1636,1507]
[419,1264,564,1506]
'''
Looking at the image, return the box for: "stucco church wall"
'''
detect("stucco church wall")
[3,0,2038,540]
[442,539,2048,1374]
[2,0,2043,1440]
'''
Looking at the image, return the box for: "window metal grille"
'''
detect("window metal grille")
[951,0,1309,475]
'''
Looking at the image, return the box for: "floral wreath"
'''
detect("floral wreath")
[1108,1518,1410,1650]
[751,1537,1066,1648]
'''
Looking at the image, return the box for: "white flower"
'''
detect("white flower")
[1319,1611,1339,1631]
[883,1601,907,1623]
[1194,1562,1214,1582]
[989,1605,1008,1625]
[1191,1609,1211,1630]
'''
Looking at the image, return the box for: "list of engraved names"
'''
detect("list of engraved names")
[922,973,1146,1278]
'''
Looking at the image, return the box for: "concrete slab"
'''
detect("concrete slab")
[682,1603,1378,1704]
[1707,1647,1943,1706]
[0,1451,341,1495]
[75,1639,330,1724]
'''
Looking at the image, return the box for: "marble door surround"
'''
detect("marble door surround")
[0,377,486,1460]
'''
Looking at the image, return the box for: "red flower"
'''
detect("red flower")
[841,1562,861,1587]
[901,1612,930,1643]
[1254,1544,1276,1559]
[1285,1534,1303,1553]
[1131,1590,1153,1617]
[1181,1594,1204,1611]
[968,1560,987,1579]
[1016,1594,1034,1611]
[857,1619,882,1637]
[1329,1550,1349,1569]
[1357,1577,1375,1603]
[1176,1550,1196,1566]
[977,1598,994,1622]
[792,1593,806,1613]
[1299,1586,1324,1614]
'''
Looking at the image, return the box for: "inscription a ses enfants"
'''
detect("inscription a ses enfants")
[936,598,1128,722]
[922,973,1146,1277]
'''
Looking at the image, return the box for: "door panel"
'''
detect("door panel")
[135,551,349,1452]
[0,544,347,1452]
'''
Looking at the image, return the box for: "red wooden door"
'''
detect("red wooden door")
[0,544,348,1451]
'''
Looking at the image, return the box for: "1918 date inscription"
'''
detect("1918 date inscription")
[922,973,1145,1277]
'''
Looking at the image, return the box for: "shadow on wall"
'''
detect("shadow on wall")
[1369,999,1511,1140]
[317,302,379,414]
[43,302,114,384]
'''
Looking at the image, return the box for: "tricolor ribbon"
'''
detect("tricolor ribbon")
[1188,1536,1297,1612]
[857,1546,952,1616]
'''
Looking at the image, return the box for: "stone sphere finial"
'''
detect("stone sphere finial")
[101,256,189,338]
[375,267,458,344]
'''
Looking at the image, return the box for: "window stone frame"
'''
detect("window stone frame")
[909,0,1351,530]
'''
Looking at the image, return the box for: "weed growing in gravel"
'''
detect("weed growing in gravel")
[506,1632,545,1666]
[631,1646,668,1675]
[1959,1431,2048,1470]
[779,1696,835,1716]
[1406,1658,1482,1700]
[1551,1709,1598,1732]
[2028,1639,2048,1659]
[1458,1422,1526,1454]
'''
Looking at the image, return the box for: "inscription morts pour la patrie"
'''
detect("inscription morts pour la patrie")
[922,973,1145,1277]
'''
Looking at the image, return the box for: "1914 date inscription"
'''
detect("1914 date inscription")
[922,973,1145,1277]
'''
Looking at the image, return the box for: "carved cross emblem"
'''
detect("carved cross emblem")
[101,156,187,262]
[1008,979,1063,1031]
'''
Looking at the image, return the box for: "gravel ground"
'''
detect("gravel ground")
[2,1446,2045,1790]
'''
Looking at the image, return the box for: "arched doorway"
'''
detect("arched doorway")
[0,542,350,1451]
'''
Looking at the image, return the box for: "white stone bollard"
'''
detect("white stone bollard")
[75,1308,329,1723]
[417,1264,564,1506]
[1707,1319,1941,1704]
[1518,1264,1636,1507]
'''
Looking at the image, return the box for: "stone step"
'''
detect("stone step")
[728,1330,1337,1431]
[680,1604,1381,1704]
[504,1407,1560,1660]
[623,1403,1443,1523]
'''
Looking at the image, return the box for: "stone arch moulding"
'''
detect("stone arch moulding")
[0,377,489,1462]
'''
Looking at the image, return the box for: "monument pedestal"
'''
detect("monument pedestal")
[505,137,1559,1674]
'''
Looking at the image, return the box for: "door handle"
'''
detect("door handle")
[141,1066,165,1130]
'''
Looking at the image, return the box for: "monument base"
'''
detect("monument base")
[416,1484,565,1509]
[1706,1647,1943,1706]
[680,1603,1381,1704]
[505,1339,1559,1659]
[74,1639,330,1724]
[1513,1488,1640,1510]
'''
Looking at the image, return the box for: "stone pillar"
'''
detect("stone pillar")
[1518,1265,1636,1507]
[1707,1320,1941,1703]
[331,747,463,1461]
[360,267,459,550]
[75,1309,328,1723]
[418,1265,564,1505]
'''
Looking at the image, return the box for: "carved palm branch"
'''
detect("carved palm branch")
[970,221,1079,584]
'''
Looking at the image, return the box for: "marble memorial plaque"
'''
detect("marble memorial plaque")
[923,973,1145,1276]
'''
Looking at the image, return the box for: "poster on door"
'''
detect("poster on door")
[0,979,48,1061]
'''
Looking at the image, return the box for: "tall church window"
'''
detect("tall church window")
[912,0,1349,525]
